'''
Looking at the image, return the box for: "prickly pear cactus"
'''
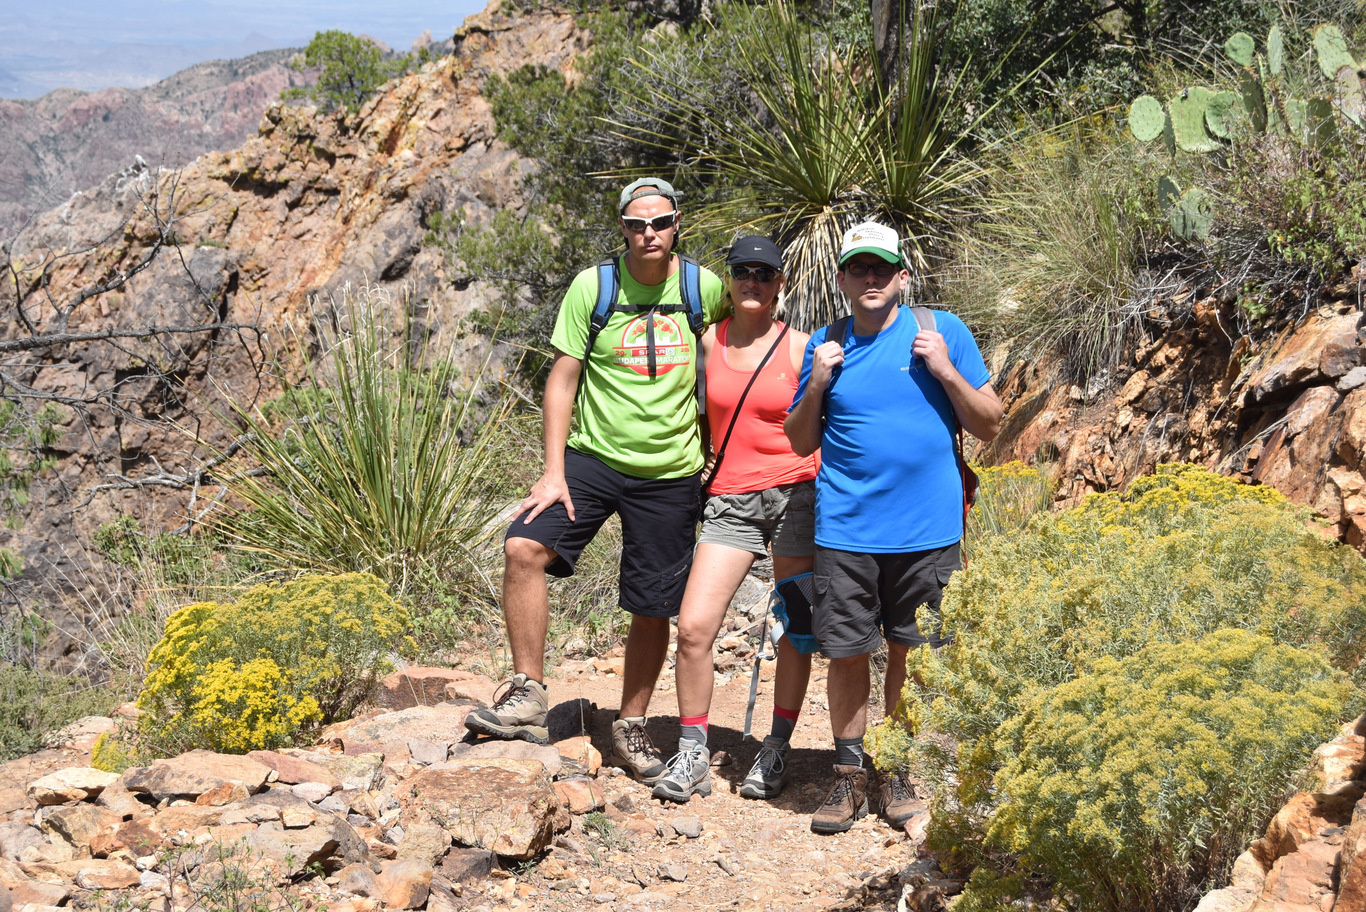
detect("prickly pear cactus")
[1128,95,1167,142]
[1169,88,1223,152]
[1169,188,1214,242]
[1313,24,1358,80]
[1157,176,1182,211]
[1225,32,1255,67]
[1205,90,1241,138]
[1268,24,1284,77]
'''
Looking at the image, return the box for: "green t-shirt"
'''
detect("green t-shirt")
[551,256,727,478]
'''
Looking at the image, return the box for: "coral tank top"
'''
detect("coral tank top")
[706,318,819,494]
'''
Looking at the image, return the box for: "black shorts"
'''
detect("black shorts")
[505,448,701,618]
[812,542,961,657]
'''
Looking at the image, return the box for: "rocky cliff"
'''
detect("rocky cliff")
[983,268,1366,546]
[0,4,585,644]
[0,50,316,232]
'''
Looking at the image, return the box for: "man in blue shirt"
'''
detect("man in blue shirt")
[785,221,1003,834]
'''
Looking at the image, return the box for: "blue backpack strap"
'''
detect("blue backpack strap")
[677,254,705,338]
[584,256,620,363]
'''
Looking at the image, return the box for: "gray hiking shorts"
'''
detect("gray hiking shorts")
[697,480,815,558]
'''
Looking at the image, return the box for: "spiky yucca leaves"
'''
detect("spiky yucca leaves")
[213,286,509,609]
[610,1,1030,330]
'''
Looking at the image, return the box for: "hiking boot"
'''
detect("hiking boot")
[810,764,869,834]
[651,739,711,802]
[609,718,667,782]
[739,736,789,800]
[463,674,549,744]
[878,770,924,828]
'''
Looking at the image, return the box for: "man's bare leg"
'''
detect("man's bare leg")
[620,614,671,718]
[502,536,557,682]
[827,653,871,741]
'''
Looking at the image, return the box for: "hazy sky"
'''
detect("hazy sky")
[0,0,489,98]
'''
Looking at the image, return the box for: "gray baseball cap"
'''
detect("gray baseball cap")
[618,177,680,214]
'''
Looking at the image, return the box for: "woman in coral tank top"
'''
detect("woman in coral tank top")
[651,236,819,804]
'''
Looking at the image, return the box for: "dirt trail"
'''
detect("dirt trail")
[494,638,938,912]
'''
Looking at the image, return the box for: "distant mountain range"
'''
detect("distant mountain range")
[0,49,312,234]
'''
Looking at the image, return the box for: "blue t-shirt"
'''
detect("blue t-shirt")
[791,305,991,553]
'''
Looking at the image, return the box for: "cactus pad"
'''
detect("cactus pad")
[1268,24,1284,77]
[1339,67,1365,127]
[1128,95,1167,142]
[1313,24,1357,81]
[1157,176,1182,212]
[1225,32,1255,67]
[1169,188,1213,242]
[1169,87,1223,152]
[1205,91,1241,138]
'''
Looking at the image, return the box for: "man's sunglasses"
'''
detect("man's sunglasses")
[729,265,780,282]
[843,261,900,278]
[622,212,678,233]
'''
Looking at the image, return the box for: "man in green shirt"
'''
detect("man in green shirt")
[465,178,725,781]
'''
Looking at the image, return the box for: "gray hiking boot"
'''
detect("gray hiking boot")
[739,736,789,800]
[609,718,667,782]
[651,738,711,803]
[463,674,549,744]
[811,764,869,834]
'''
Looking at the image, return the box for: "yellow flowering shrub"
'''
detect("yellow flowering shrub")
[987,630,1351,912]
[881,465,1365,909]
[137,572,407,754]
[964,461,1055,563]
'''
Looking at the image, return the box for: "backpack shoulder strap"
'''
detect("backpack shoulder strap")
[828,315,851,346]
[584,256,620,363]
[677,254,705,338]
[910,305,936,333]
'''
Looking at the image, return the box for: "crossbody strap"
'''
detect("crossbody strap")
[701,324,788,492]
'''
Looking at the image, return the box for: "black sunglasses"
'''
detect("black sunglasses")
[843,261,900,278]
[729,265,779,282]
[622,211,678,233]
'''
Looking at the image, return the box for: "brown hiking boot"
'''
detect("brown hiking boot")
[878,771,925,828]
[609,718,668,782]
[811,764,869,834]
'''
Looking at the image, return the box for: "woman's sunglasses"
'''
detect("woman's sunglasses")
[729,265,779,282]
[621,212,678,233]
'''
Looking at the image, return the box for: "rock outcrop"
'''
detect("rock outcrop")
[986,268,1366,546]
[0,2,586,649]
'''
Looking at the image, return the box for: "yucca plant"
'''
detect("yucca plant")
[210,285,510,611]
[608,0,1038,329]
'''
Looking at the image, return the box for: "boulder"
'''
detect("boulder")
[123,751,271,802]
[552,778,604,815]
[245,751,343,789]
[0,882,8,912]
[6,881,68,908]
[0,823,46,861]
[313,753,385,792]
[94,781,150,819]
[73,860,141,890]
[335,862,380,897]
[437,848,495,883]
[1251,839,1338,908]
[399,760,567,860]
[25,768,119,805]
[0,791,29,817]
[1251,792,1357,867]
[378,668,480,710]
[376,858,433,909]
[447,741,562,778]
[40,804,122,847]
[396,823,450,867]
[89,819,161,859]
[245,812,369,876]
[556,736,601,775]
[1337,797,1366,912]
[325,707,471,760]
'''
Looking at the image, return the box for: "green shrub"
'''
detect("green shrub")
[889,464,1365,902]
[215,286,511,619]
[136,572,407,755]
[987,630,1352,912]
[0,665,116,762]
[282,30,417,115]
[964,460,1055,562]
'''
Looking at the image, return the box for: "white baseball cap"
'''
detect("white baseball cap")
[838,221,903,266]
